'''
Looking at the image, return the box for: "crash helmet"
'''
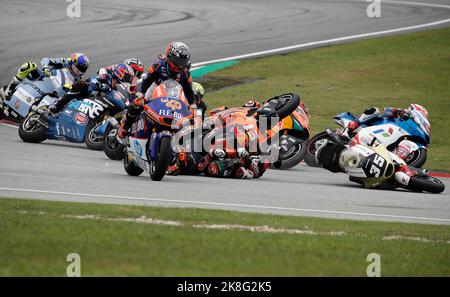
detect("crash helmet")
[193,82,205,101]
[113,63,134,84]
[124,58,144,78]
[69,52,89,77]
[243,99,261,109]
[166,42,191,73]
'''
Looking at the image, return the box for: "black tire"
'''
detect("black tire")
[85,120,104,151]
[123,150,144,176]
[150,137,173,181]
[272,93,301,120]
[103,124,125,160]
[303,131,331,167]
[406,175,445,194]
[404,148,427,168]
[18,113,47,143]
[272,135,307,170]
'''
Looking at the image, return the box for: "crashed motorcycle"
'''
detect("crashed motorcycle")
[315,129,445,194]
[170,93,301,177]
[305,106,430,168]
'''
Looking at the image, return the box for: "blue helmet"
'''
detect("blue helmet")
[70,52,89,77]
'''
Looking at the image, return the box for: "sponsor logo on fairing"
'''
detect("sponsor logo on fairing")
[73,112,88,126]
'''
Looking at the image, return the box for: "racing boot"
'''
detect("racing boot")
[1,76,21,101]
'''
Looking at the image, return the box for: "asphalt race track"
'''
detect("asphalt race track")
[0,0,449,224]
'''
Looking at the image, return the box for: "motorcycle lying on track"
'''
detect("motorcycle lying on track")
[170,93,301,177]
[304,107,430,168]
[273,99,310,169]
[315,129,445,194]
[18,85,130,149]
[123,80,195,181]
[0,68,75,122]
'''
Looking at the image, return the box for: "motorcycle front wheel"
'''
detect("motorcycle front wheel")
[19,113,47,143]
[150,137,173,181]
[406,175,445,194]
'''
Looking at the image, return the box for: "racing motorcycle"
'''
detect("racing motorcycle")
[272,100,310,169]
[304,105,430,168]
[170,93,301,177]
[18,86,130,149]
[123,80,194,181]
[316,129,445,194]
[0,68,75,123]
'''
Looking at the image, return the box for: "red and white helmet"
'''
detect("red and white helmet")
[408,103,430,135]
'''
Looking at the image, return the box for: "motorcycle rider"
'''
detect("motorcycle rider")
[344,104,428,136]
[98,58,145,81]
[117,41,196,138]
[48,63,134,114]
[0,52,90,101]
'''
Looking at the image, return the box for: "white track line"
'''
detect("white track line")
[192,0,450,67]
[1,187,449,223]
[0,123,18,129]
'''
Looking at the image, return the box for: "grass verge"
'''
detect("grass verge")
[1,198,449,276]
[200,28,450,171]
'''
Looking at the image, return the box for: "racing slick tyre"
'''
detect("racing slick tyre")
[19,113,47,143]
[103,124,125,160]
[85,121,104,151]
[404,148,427,168]
[124,150,144,176]
[272,135,307,170]
[406,175,445,194]
[303,131,331,167]
[272,93,301,120]
[150,136,173,181]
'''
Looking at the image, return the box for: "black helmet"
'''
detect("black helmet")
[166,42,191,72]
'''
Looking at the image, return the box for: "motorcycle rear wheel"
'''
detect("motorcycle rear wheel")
[103,124,125,160]
[303,131,330,167]
[124,151,144,176]
[272,135,307,170]
[85,121,104,151]
[404,148,427,168]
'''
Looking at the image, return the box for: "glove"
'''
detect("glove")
[42,67,51,77]
[117,125,128,139]
[132,97,145,107]
[98,83,111,93]
[237,148,249,158]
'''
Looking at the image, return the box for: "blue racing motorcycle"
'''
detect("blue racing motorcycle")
[123,80,194,181]
[18,85,130,150]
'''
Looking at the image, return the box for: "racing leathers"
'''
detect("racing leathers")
[50,68,117,114]
[1,57,80,101]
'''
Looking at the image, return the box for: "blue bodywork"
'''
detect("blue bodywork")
[132,96,191,161]
[334,112,430,148]
[45,90,128,143]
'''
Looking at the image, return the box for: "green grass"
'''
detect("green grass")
[1,198,449,276]
[201,28,450,171]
